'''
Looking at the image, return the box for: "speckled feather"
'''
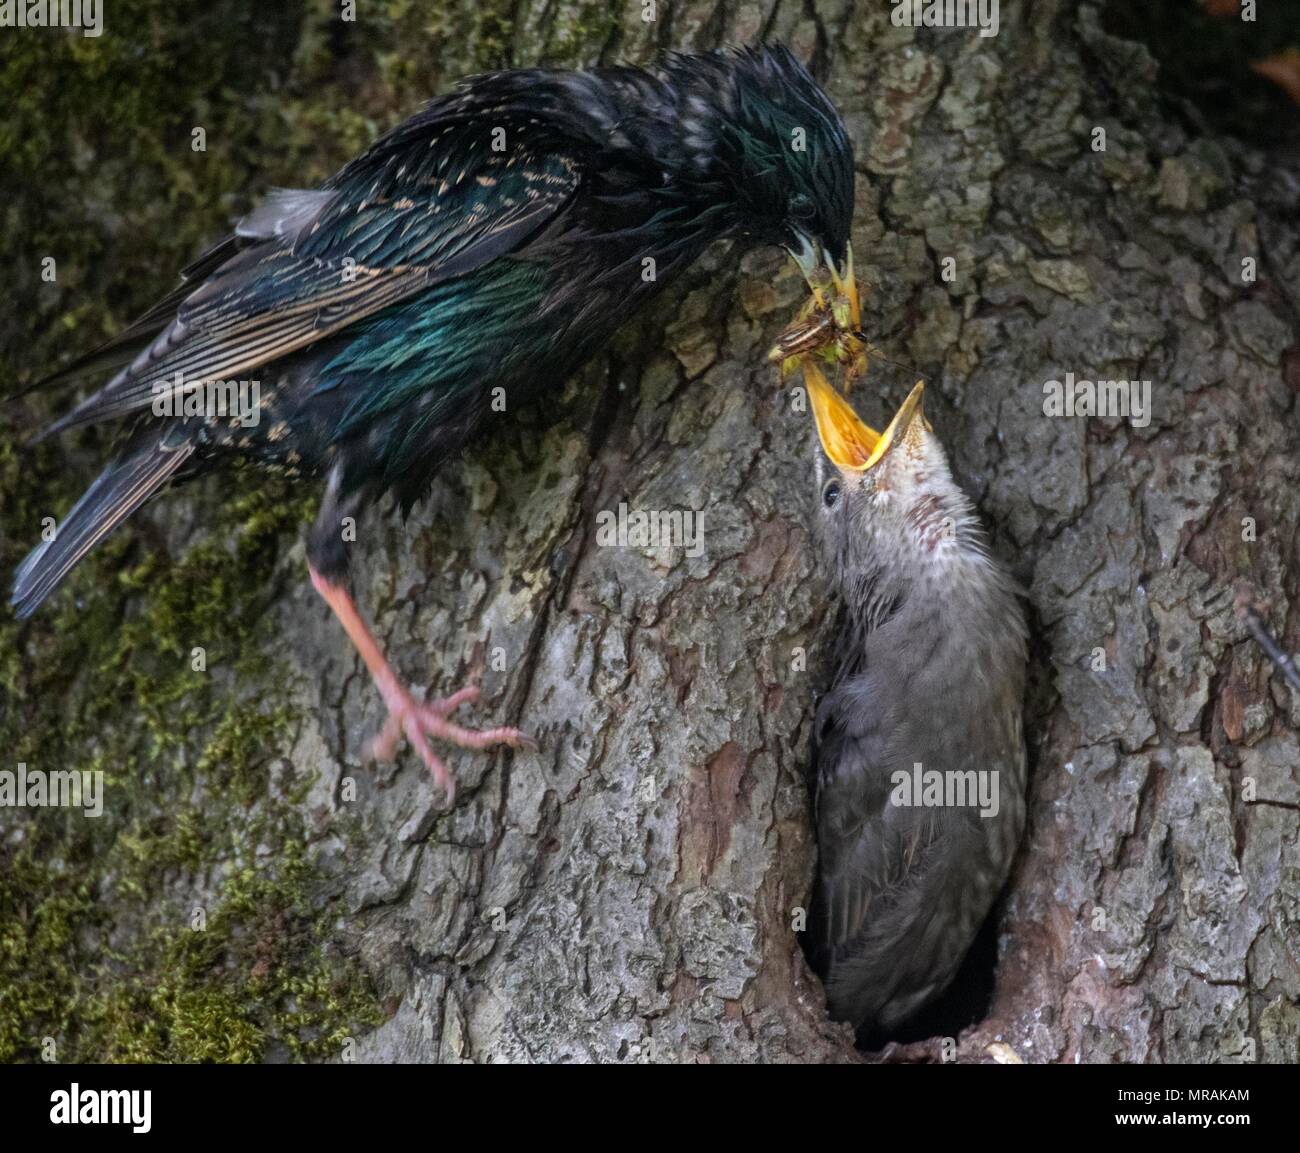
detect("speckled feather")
[13,44,854,617]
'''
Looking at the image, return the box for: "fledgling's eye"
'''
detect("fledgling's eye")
[789,193,815,221]
[822,479,841,508]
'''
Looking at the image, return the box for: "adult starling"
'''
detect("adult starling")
[11,45,855,801]
[800,367,1028,1040]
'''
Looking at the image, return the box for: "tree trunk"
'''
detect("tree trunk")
[2,0,1297,1064]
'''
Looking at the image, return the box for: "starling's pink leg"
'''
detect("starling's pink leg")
[309,565,534,805]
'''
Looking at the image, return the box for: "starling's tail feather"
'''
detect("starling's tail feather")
[11,440,195,618]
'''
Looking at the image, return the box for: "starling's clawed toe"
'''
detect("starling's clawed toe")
[422,683,482,718]
[365,681,536,806]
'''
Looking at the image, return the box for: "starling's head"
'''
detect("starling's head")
[660,44,855,288]
[805,366,991,606]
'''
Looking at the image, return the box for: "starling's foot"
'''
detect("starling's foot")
[308,565,535,807]
[364,684,479,772]
[365,681,535,805]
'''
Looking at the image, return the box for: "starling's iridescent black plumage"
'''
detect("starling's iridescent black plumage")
[14,43,853,614]
[13,45,854,796]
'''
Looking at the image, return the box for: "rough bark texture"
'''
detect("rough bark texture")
[2,0,1298,1063]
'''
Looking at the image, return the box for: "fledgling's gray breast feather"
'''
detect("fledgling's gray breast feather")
[807,509,1028,1036]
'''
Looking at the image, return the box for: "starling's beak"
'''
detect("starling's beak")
[827,242,861,332]
[807,367,927,472]
[786,232,829,308]
[786,237,861,329]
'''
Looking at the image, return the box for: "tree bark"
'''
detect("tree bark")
[2,0,1298,1064]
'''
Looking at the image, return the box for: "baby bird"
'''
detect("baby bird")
[800,366,1028,1042]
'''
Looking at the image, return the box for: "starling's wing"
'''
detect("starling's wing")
[809,618,1027,1032]
[21,236,249,394]
[11,434,196,618]
[808,674,967,1037]
[35,95,587,440]
[809,676,947,961]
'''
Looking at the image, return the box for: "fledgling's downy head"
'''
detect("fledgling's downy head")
[804,365,1009,628]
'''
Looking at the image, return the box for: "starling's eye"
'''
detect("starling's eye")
[822,479,841,508]
[789,193,815,221]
